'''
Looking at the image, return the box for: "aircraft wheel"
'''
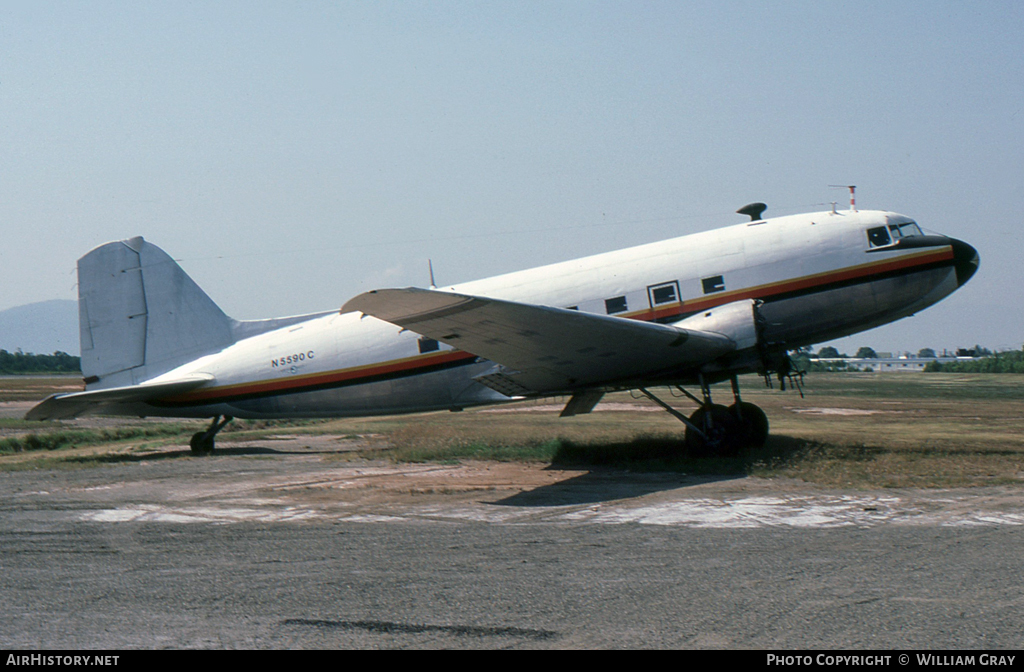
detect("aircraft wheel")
[685,404,742,457]
[729,402,769,449]
[189,432,214,456]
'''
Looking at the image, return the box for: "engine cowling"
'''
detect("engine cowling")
[672,299,761,352]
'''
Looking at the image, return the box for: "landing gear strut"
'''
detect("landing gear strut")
[639,375,769,456]
[189,415,233,455]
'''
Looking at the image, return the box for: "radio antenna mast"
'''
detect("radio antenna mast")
[829,185,857,212]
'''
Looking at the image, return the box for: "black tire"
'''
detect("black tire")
[729,402,769,449]
[189,432,214,455]
[685,404,742,457]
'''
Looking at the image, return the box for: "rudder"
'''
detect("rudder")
[78,237,235,389]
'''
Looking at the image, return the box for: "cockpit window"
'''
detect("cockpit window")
[888,222,923,239]
[867,227,891,247]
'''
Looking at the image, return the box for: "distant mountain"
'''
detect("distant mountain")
[0,300,79,355]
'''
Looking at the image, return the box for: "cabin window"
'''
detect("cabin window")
[888,222,923,239]
[418,337,439,353]
[648,281,680,307]
[605,296,628,314]
[701,275,725,294]
[867,227,891,247]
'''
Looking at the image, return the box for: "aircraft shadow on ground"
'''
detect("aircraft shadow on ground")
[492,434,814,507]
[491,470,744,507]
[54,444,339,465]
[199,445,341,456]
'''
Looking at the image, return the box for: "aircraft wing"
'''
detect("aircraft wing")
[25,375,214,421]
[343,288,736,394]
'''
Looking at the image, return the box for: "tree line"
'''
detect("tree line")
[792,344,1024,374]
[923,350,1024,373]
[0,350,81,374]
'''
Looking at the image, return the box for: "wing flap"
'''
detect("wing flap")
[25,375,214,421]
[343,288,736,393]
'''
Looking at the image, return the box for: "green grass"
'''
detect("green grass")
[0,425,200,455]
[797,371,1024,400]
[0,447,193,471]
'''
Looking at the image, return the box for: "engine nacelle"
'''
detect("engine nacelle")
[672,299,760,352]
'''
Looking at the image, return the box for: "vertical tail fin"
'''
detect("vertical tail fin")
[78,237,235,388]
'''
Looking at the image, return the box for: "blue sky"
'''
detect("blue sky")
[2,1,1022,353]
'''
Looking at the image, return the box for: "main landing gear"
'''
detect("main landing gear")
[189,415,233,455]
[639,375,768,457]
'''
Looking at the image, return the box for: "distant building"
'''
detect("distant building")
[814,355,977,372]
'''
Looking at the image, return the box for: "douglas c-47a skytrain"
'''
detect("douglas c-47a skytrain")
[27,200,978,455]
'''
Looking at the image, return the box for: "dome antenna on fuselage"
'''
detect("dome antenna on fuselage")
[736,202,767,221]
[828,185,857,212]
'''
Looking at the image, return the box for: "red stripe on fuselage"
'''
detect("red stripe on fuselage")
[162,349,475,404]
[632,246,953,322]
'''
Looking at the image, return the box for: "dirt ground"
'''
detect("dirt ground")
[0,429,1014,529]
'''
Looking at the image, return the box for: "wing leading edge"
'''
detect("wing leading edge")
[342,288,737,394]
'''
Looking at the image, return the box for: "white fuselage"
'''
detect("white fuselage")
[118,209,968,419]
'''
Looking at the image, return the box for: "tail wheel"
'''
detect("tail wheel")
[189,432,214,456]
[188,415,232,456]
[685,404,742,457]
[729,402,769,449]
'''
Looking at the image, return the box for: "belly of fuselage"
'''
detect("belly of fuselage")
[758,264,958,347]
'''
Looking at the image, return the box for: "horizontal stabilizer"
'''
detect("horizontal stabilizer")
[25,375,214,421]
[560,390,605,417]
[343,288,736,393]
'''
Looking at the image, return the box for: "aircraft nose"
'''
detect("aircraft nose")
[949,237,979,287]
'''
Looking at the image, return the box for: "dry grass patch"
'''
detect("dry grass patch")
[4,373,1024,487]
[0,375,83,402]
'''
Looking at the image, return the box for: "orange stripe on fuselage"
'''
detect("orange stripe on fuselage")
[162,349,475,404]
[631,246,953,322]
